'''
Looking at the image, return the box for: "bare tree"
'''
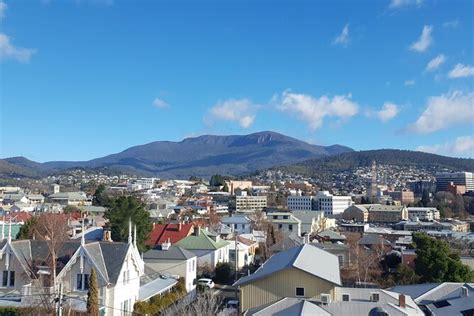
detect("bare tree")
[162,291,223,316]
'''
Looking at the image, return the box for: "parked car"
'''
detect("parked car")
[198,278,215,289]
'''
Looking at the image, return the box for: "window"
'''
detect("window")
[123,270,130,284]
[283,215,289,220]
[371,293,380,302]
[278,224,282,229]
[289,224,293,231]
[76,273,90,291]
[2,271,14,287]
[295,287,305,297]
[342,294,350,302]
[121,299,131,316]
[338,255,344,267]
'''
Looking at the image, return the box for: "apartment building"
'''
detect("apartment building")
[368,205,408,223]
[407,207,440,222]
[287,191,352,215]
[235,193,267,212]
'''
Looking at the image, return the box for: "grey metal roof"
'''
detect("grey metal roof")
[221,215,251,225]
[245,297,330,316]
[138,277,178,301]
[143,246,196,260]
[99,242,130,284]
[234,244,341,287]
[388,283,441,300]
[322,287,423,316]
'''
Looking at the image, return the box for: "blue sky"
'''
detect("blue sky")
[1,0,473,162]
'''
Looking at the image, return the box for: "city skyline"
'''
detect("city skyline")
[1,0,473,162]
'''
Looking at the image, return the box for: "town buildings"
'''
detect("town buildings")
[436,172,474,192]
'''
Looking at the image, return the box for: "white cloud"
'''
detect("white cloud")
[207,98,257,128]
[417,136,474,158]
[152,97,168,109]
[0,0,7,20]
[376,102,400,122]
[0,33,36,63]
[333,24,350,46]
[410,25,433,53]
[404,80,415,86]
[407,91,474,134]
[448,63,474,78]
[275,91,359,130]
[426,54,446,71]
[389,0,423,9]
[443,20,459,28]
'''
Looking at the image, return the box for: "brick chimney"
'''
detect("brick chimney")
[399,294,406,308]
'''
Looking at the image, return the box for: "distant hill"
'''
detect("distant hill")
[0,131,353,179]
[276,149,474,177]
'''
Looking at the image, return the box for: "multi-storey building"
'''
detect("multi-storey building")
[368,205,408,223]
[436,172,474,192]
[287,191,352,215]
[407,207,440,222]
[287,195,315,211]
[315,191,353,216]
[235,193,267,213]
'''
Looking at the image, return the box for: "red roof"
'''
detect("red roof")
[5,211,32,223]
[146,223,194,246]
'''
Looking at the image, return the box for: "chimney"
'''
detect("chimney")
[194,226,200,236]
[103,228,113,242]
[461,286,469,297]
[161,238,171,251]
[399,294,406,308]
[153,223,156,229]
[178,222,182,231]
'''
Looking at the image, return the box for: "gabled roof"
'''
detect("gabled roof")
[245,297,330,316]
[145,223,194,246]
[176,228,229,250]
[222,215,251,225]
[5,239,133,285]
[143,246,196,260]
[237,235,258,246]
[317,230,346,241]
[234,244,341,287]
[358,234,391,246]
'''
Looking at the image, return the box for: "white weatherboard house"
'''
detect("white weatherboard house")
[0,222,173,315]
[176,228,230,268]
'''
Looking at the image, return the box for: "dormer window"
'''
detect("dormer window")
[77,273,90,291]
[2,271,14,287]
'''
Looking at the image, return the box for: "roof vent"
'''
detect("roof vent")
[161,238,171,251]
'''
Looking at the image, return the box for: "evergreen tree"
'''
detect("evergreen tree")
[16,216,38,239]
[87,269,99,316]
[222,182,229,192]
[93,184,108,206]
[413,233,474,282]
[104,196,153,252]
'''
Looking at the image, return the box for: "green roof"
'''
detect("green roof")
[176,228,229,250]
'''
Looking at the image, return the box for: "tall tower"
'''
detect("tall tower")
[367,160,377,202]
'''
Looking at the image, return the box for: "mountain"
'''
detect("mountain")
[0,131,353,179]
[276,149,474,178]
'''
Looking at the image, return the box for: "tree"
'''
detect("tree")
[161,290,222,316]
[16,216,39,239]
[93,184,108,206]
[104,196,153,252]
[395,264,420,285]
[214,262,234,284]
[209,174,225,187]
[222,182,229,192]
[87,269,99,316]
[413,233,474,282]
[420,190,430,207]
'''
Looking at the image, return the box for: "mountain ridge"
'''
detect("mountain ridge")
[0,131,353,179]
